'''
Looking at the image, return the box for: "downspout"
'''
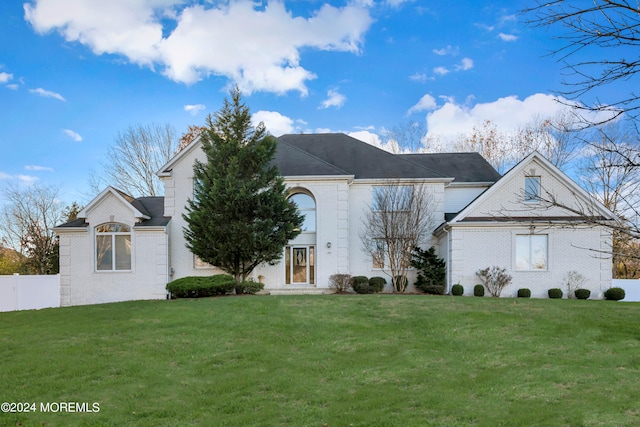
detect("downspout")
[165,223,172,300]
[444,226,452,294]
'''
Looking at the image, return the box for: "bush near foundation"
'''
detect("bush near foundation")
[517,288,531,298]
[451,284,464,296]
[574,289,591,300]
[548,288,563,299]
[167,274,236,298]
[351,276,372,294]
[604,287,625,301]
[474,284,485,297]
[235,280,264,295]
[369,277,386,293]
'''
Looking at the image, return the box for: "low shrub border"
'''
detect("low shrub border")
[548,288,563,299]
[235,280,264,295]
[451,284,464,296]
[574,289,591,300]
[351,276,371,294]
[166,274,237,298]
[604,287,625,301]
[369,277,386,293]
[517,288,531,298]
[474,284,485,297]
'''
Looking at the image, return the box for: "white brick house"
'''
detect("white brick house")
[55,133,614,305]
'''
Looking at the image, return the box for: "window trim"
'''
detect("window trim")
[515,233,548,271]
[524,176,541,203]
[289,191,316,233]
[95,222,132,272]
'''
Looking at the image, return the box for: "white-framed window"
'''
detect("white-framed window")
[95,223,131,271]
[524,176,541,202]
[372,185,413,212]
[372,239,386,269]
[289,192,316,233]
[516,234,548,270]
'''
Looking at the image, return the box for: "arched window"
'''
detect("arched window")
[289,193,316,232]
[95,223,131,271]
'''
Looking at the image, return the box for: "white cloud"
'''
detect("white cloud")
[320,89,346,109]
[433,66,449,76]
[424,93,615,139]
[498,32,518,42]
[25,165,54,172]
[432,45,458,56]
[0,72,13,83]
[63,129,83,142]
[408,94,436,115]
[454,57,473,71]
[184,104,206,115]
[29,87,65,101]
[24,0,373,94]
[0,172,39,185]
[252,110,294,137]
[409,72,430,83]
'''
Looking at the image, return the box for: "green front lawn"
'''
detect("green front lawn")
[1,295,639,426]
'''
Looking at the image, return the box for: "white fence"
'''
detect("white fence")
[612,279,640,302]
[0,274,60,312]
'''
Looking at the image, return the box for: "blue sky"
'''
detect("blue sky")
[0,0,628,205]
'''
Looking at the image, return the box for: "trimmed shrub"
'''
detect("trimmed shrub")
[166,274,236,298]
[351,276,371,294]
[604,287,625,301]
[474,284,485,297]
[574,288,591,300]
[369,277,386,293]
[411,246,446,294]
[329,274,351,293]
[517,288,531,298]
[548,288,563,299]
[451,284,464,296]
[235,280,264,295]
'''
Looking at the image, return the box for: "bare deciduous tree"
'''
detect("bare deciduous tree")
[524,1,640,123]
[103,123,178,197]
[380,120,427,153]
[360,183,437,292]
[0,183,64,274]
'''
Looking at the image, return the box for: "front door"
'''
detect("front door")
[285,245,315,285]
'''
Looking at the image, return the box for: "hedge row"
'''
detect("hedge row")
[166,274,264,298]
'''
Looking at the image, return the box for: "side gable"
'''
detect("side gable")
[447,152,616,225]
[55,187,169,231]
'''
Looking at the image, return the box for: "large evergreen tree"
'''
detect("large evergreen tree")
[183,88,303,283]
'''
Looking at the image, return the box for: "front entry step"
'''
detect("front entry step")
[267,287,326,296]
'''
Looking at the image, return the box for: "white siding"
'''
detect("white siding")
[58,192,168,306]
[443,186,487,213]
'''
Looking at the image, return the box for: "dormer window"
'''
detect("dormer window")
[524,176,541,202]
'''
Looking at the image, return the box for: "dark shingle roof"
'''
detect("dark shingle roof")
[276,134,500,182]
[55,196,169,228]
[399,153,501,183]
[277,133,448,179]
[134,197,170,227]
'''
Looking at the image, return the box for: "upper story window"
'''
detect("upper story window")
[524,176,541,202]
[289,193,316,232]
[96,223,131,271]
[372,185,413,211]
